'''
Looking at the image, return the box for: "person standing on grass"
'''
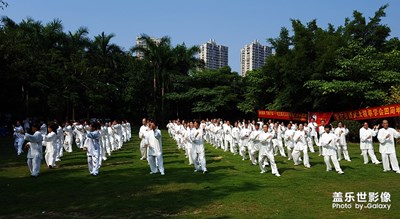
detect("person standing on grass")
[308,118,319,149]
[377,120,400,173]
[43,123,58,168]
[63,121,73,153]
[284,123,295,161]
[249,123,261,165]
[84,122,101,176]
[191,120,207,174]
[258,124,280,177]
[139,118,149,160]
[317,120,326,156]
[292,124,311,168]
[359,122,381,165]
[24,123,43,177]
[320,125,344,174]
[231,122,240,155]
[335,122,351,161]
[13,121,25,156]
[239,122,251,160]
[146,120,165,175]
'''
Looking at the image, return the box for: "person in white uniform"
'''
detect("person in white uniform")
[320,125,344,174]
[334,122,351,161]
[63,121,73,152]
[249,123,261,165]
[24,123,43,177]
[84,122,101,176]
[284,123,295,161]
[239,123,251,160]
[191,121,207,173]
[258,124,280,177]
[146,120,165,175]
[292,124,311,168]
[359,122,381,165]
[377,120,400,173]
[317,120,326,156]
[231,122,240,155]
[13,121,25,155]
[43,123,58,168]
[139,118,149,160]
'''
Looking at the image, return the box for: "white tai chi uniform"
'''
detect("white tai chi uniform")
[249,129,261,165]
[191,127,207,173]
[308,122,318,150]
[304,125,315,153]
[44,131,57,167]
[13,125,25,155]
[63,125,73,152]
[335,127,350,161]
[284,128,295,160]
[139,125,149,160]
[377,127,400,173]
[258,131,280,176]
[292,130,310,168]
[231,126,240,155]
[56,126,64,161]
[73,124,85,149]
[223,125,233,152]
[24,131,43,176]
[318,125,325,155]
[85,130,101,175]
[239,127,251,160]
[320,132,343,174]
[359,127,380,164]
[147,129,165,175]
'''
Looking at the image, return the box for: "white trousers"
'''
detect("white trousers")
[149,154,164,174]
[337,144,350,161]
[14,138,24,155]
[27,156,41,176]
[45,147,57,167]
[292,148,310,167]
[192,151,207,172]
[88,153,100,175]
[324,154,342,172]
[258,152,279,174]
[381,153,400,171]
[361,149,379,164]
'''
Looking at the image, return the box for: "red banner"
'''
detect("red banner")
[309,112,333,125]
[258,104,400,123]
[333,104,400,121]
[258,110,308,122]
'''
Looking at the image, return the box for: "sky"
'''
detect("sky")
[1,0,399,72]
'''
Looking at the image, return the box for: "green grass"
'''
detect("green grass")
[0,129,399,218]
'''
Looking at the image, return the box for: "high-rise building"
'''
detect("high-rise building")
[199,39,228,70]
[135,36,161,59]
[240,40,272,76]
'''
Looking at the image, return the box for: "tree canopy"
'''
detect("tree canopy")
[0,4,399,124]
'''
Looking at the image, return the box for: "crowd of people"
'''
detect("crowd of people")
[13,119,131,177]
[166,118,400,177]
[12,116,400,178]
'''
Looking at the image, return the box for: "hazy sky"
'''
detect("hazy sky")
[2,0,399,72]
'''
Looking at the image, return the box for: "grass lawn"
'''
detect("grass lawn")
[0,129,399,218]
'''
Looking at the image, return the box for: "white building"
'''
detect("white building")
[199,39,228,70]
[135,36,161,59]
[240,40,272,76]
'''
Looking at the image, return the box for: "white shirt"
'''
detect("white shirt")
[320,132,338,156]
[377,127,400,154]
[359,127,377,150]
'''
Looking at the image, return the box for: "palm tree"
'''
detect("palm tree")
[132,35,173,123]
